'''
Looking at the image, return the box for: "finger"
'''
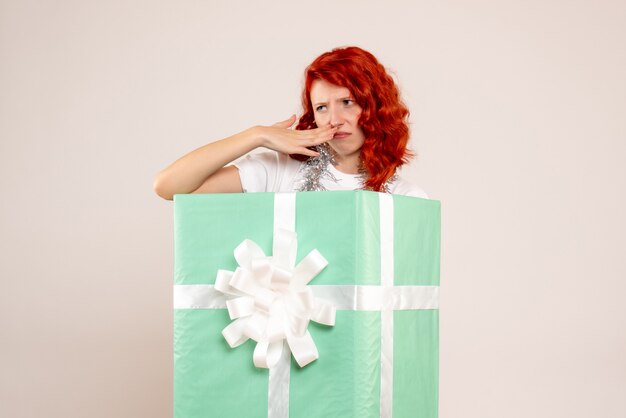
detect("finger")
[314,125,339,138]
[297,125,337,139]
[315,124,339,132]
[303,125,329,134]
[313,126,338,144]
[307,136,331,147]
[297,147,320,157]
[271,114,297,128]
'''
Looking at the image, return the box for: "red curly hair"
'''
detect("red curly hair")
[294,46,413,192]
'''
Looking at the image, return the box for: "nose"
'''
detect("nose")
[329,106,344,128]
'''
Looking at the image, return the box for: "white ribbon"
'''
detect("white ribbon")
[213,228,336,369]
[175,284,439,311]
[379,193,394,418]
[173,192,439,418]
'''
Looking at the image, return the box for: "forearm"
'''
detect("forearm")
[153,126,262,199]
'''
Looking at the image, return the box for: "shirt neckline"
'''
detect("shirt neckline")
[328,163,360,178]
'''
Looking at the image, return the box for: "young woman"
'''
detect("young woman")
[153,46,428,199]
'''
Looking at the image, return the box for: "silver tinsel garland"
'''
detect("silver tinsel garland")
[295,143,338,192]
[295,143,396,192]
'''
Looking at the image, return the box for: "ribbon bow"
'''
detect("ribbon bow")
[215,228,335,368]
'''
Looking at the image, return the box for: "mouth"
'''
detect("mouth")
[332,132,351,139]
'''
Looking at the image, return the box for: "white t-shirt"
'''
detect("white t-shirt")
[233,151,429,198]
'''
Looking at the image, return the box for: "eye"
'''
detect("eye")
[343,99,354,106]
[315,105,327,112]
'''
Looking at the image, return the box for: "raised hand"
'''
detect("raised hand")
[258,115,338,157]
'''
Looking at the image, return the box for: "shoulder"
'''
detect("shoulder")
[233,150,278,169]
[388,175,429,199]
[232,151,303,192]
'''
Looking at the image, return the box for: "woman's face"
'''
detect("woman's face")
[310,79,365,163]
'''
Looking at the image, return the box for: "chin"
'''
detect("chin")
[329,141,361,156]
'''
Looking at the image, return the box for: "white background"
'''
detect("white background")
[1,1,625,417]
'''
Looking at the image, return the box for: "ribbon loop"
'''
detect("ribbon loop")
[214,270,234,294]
[222,318,249,348]
[226,296,254,319]
[229,268,259,295]
[270,267,291,291]
[234,239,266,269]
[244,311,269,342]
[287,331,319,368]
[254,340,284,369]
[292,249,328,288]
[311,301,336,326]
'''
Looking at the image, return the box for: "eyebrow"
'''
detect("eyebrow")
[312,97,354,107]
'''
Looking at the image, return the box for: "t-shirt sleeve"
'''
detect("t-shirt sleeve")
[391,177,430,199]
[404,187,429,199]
[231,151,280,192]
